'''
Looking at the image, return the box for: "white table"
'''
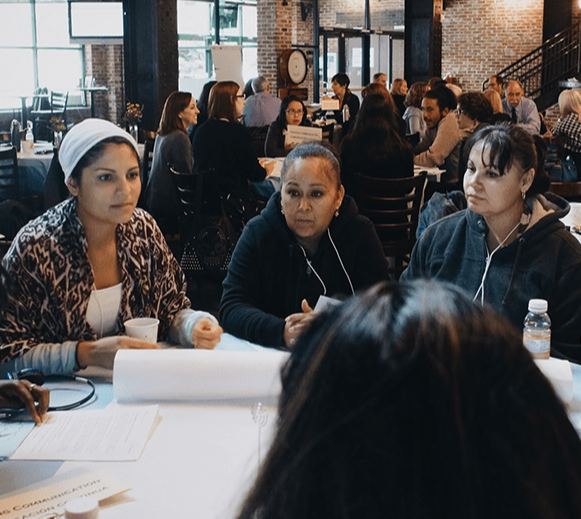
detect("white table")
[0,333,281,518]
[17,142,54,197]
[2,338,580,519]
[561,201,581,243]
[414,164,443,183]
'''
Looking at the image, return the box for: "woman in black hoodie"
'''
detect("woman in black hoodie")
[220,143,390,349]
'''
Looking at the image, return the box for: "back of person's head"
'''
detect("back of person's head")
[158,91,193,135]
[243,78,255,99]
[281,142,340,187]
[458,92,493,123]
[424,85,457,112]
[236,280,581,519]
[404,81,429,108]
[277,95,308,129]
[198,80,217,110]
[252,76,269,94]
[491,74,504,88]
[345,93,408,155]
[446,83,462,99]
[482,88,503,114]
[558,89,581,119]
[361,82,397,114]
[331,72,350,88]
[462,123,550,197]
[208,81,240,122]
[372,72,386,83]
[428,76,446,89]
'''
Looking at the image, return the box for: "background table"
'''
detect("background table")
[17,143,54,197]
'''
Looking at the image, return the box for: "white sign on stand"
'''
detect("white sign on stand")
[211,45,244,88]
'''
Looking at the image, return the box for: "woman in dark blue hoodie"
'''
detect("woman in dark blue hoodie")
[402,124,581,362]
[220,143,390,349]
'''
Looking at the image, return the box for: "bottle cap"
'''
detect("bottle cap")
[528,298,548,313]
[64,497,99,519]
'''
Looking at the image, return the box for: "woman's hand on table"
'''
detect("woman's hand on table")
[284,299,315,348]
[192,317,223,350]
[0,380,50,425]
[77,336,160,370]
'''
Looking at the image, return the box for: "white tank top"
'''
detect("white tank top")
[86,283,123,338]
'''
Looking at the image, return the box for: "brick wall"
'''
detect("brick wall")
[441,0,544,93]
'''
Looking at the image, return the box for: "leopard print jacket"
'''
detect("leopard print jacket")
[0,197,190,363]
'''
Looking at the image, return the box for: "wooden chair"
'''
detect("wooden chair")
[356,171,428,279]
[138,137,155,208]
[0,146,20,201]
[31,91,68,141]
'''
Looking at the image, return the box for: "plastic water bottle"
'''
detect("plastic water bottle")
[24,122,34,154]
[10,119,21,152]
[342,103,350,122]
[523,299,551,359]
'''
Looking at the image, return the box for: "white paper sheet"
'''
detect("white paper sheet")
[0,469,130,519]
[113,349,289,403]
[10,405,158,461]
[285,125,323,147]
[535,358,573,404]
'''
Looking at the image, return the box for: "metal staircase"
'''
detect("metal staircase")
[482,23,581,112]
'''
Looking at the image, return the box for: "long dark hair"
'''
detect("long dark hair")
[158,91,192,135]
[276,95,308,130]
[341,93,410,162]
[461,123,550,196]
[208,81,240,123]
[237,280,581,519]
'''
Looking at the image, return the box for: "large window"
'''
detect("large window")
[0,0,84,111]
[178,0,257,99]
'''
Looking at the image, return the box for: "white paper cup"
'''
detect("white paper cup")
[124,317,159,344]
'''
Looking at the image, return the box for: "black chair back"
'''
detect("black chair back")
[138,137,155,208]
[356,171,427,279]
[0,146,20,201]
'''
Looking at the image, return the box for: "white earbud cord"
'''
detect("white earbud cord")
[473,219,521,304]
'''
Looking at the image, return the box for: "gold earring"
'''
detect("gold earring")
[521,191,526,200]
[281,207,285,215]
[334,209,340,217]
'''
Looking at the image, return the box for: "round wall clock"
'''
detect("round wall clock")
[279,49,308,86]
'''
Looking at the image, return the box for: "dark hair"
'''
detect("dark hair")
[461,123,550,196]
[490,74,504,88]
[281,142,341,187]
[341,93,410,164]
[198,80,217,113]
[69,136,140,183]
[458,92,493,123]
[424,85,457,112]
[243,78,255,99]
[158,91,192,135]
[236,280,581,519]
[361,82,398,116]
[372,72,386,82]
[404,81,429,108]
[208,81,240,123]
[331,72,350,88]
[276,95,308,130]
[428,76,446,89]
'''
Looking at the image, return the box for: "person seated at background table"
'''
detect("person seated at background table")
[401,123,581,362]
[483,87,511,124]
[242,76,281,128]
[188,80,216,145]
[340,93,413,196]
[235,279,581,519]
[455,92,493,188]
[372,71,387,88]
[0,119,223,376]
[502,80,541,135]
[264,95,311,158]
[414,85,463,186]
[551,89,581,178]
[220,143,389,349]
[402,81,429,139]
[361,83,405,136]
[144,91,199,235]
[330,72,360,123]
[389,77,407,117]
[192,81,274,214]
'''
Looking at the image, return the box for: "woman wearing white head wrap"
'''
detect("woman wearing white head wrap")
[0,119,223,375]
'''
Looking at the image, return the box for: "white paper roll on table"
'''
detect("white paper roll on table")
[113,349,289,403]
